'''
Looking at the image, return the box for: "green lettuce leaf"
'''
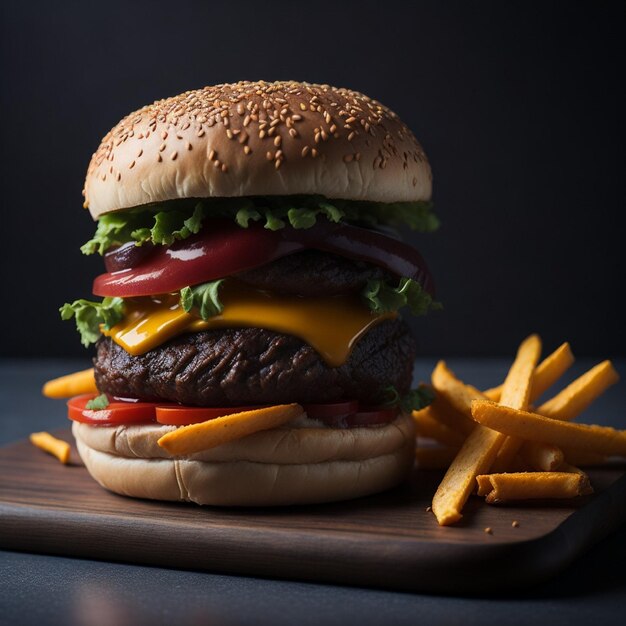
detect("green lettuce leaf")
[59,297,125,347]
[378,384,435,412]
[362,277,441,316]
[85,394,110,410]
[81,196,438,255]
[180,280,225,321]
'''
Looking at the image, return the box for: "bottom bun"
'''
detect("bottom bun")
[73,415,416,506]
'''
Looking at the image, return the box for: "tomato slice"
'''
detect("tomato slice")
[67,394,160,425]
[93,220,433,298]
[303,400,358,420]
[155,405,265,426]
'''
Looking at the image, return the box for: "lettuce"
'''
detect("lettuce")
[85,394,109,410]
[81,196,438,255]
[362,277,441,316]
[59,297,125,347]
[180,280,225,321]
[378,384,435,412]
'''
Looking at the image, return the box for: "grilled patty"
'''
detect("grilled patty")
[94,319,416,406]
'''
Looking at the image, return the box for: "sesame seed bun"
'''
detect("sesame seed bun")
[84,81,432,219]
[71,414,416,506]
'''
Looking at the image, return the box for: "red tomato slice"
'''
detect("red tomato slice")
[93,220,433,298]
[155,405,266,425]
[67,394,160,425]
[303,400,358,420]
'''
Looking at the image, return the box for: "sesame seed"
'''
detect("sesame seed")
[226,129,233,139]
[329,124,337,133]
[244,145,251,154]
[221,163,228,172]
[270,119,280,127]
[320,130,328,141]
[345,116,356,124]
[343,154,353,162]
[274,135,281,147]
[185,141,192,150]
[116,172,121,181]
[311,148,318,158]
[170,151,178,160]
[274,159,282,169]
[209,149,216,160]
[157,154,162,162]
[299,103,307,111]
[259,130,266,139]
[301,146,310,157]
[237,103,245,115]
[243,115,251,126]
[292,114,302,121]
[289,128,298,137]
[266,151,273,160]
[136,149,143,158]
[196,129,205,137]
[348,131,356,141]
[128,160,135,169]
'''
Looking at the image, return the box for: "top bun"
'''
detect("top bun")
[84,81,432,219]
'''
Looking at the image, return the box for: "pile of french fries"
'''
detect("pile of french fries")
[413,335,622,526]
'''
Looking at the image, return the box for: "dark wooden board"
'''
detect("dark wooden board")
[1,429,625,594]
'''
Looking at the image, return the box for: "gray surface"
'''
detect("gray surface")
[1,358,625,625]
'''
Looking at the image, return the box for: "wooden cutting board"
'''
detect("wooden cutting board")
[1,429,625,594]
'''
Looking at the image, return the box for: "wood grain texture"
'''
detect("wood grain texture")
[1,429,625,594]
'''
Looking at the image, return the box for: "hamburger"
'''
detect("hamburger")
[56,80,439,506]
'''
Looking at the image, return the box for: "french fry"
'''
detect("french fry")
[431,361,486,419]
[483,342,574,402]
[489,334,543,472]
[538,360,619,421]
[425,392,476,437]
[471,400,626,457]
[431,335,541,525]
[493,359,619,472]
[29,432,71,464]
[476,471,593,503]
[413,409,467,448]
[42,368,97,398]
[415,446,460,470]
[157,404,303,455]
[519,441,564,471]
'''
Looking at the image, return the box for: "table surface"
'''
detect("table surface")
[1,357,625,626]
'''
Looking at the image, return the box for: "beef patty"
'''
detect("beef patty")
[94,319,416,406]
[236,250,392,296]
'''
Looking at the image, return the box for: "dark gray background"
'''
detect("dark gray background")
[1,0,623,358]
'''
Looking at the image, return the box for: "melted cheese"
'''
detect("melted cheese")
[102,284,395,367]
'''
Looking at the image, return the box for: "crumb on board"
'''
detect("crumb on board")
[484,527,493,535]
[512,520,520,528]
[425,506,432,513]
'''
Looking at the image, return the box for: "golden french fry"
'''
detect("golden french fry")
[489,334,542,472]
[483,342,574,403]
[476,471,593,503]
[413,409,467,447]
[415,446,460,470]
[427,393,476,437]
[520,441,564,471]
[29,432,71,464]
[471,400,626,457]
[431,335,541,526]
[431,361,487,419]
[538,360,619,421]
[158,404,303,455]
[42,368,97,398]
[494,359,618,473]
